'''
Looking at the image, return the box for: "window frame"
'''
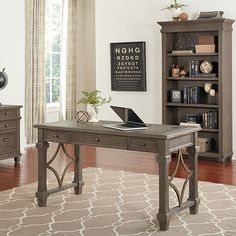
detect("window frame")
[45,0,64,107]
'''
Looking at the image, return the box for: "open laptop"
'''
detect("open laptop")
[103,106,147,131]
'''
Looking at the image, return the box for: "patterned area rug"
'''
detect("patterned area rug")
[0,167,236,236]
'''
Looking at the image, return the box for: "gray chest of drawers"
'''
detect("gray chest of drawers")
[0,105,22,162]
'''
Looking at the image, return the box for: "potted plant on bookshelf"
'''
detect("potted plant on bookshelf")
[78,90,111,122]
[162,0,188,21]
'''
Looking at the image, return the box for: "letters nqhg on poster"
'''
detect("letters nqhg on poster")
[110,42,146,91]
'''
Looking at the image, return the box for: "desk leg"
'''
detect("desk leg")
[187,145,200,214]
[36,140,49,207]
[156,154,171,231]
[73,145,84,195]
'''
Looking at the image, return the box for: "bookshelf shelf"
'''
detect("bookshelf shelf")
[158,19,234,162]
[167,53,218,57]
[201,128,218,133]
[166,103,219,108]
[167,77,219,81]
[198,152,220,159]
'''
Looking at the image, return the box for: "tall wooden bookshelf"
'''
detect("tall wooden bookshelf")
[158,19,234,162]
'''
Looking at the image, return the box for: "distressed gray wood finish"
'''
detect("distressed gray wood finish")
[73,145,84,194]
[0,105,22,162]
[34,120,200,231]
[158,18,234,162]
[35,128,49,207]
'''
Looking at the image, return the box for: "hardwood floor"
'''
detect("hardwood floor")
[0,144,236,192]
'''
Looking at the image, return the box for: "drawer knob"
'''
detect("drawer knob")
[3,138,11,142]
[4,124,9,128]
[139,142,146,147]
[53,134,59,138]
[93,138,100,142]
[4,112,9,116]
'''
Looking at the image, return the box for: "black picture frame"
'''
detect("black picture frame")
[110,41,146,91]
[171,89,182,103]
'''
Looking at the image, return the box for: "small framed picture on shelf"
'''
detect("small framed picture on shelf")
[171,89,182,103]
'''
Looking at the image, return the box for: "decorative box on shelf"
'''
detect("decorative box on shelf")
[197,137,210,152]
[195,44,215,53]
[195,35,216,53]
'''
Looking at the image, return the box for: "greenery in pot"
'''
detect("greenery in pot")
[78,90,111,113]
[162,0,187,10]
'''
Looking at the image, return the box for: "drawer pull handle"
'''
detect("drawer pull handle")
[4,124,9,127]
[4,112,9,116]
[3,138,11,142]
[93,138,100,142]
[53,134,59,138]
[139,142,146,147]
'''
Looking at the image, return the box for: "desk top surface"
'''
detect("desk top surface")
[35,120,201,140]
[0,105,22,109]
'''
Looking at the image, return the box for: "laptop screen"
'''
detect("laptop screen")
[110,106,146,127]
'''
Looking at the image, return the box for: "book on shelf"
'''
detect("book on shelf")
[183,86,188,103]
[183,111,218,129]
[188,60,199,77]
[172,50,193,54]
[183,86,202,104]
[184,113,202,124]
[179,122,201,128]
[202,111,218,129]
[198,73,217,78]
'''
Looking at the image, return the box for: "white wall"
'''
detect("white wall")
[0,0,25,150]
[77,0,96,111]
[78,0,96,91]
[95,0,163,123]
[95,0,236,159]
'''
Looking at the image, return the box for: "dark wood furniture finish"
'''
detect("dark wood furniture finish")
[34,120,201,231]
[0,105,22,163]
[158,19,234,162]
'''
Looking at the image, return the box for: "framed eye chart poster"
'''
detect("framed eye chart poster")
[110,41,146,91]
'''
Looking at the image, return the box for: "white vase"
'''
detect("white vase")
[87,104,99,122]
[171,8,182,20]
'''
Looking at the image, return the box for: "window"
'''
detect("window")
[45,0,63,105]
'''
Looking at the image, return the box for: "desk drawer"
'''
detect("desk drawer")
[128,137,157,152]
[0,120,16,131]
[0,131,16,154]
[44,130,69,143]
[71,132,126,149]
[0,109,17,120]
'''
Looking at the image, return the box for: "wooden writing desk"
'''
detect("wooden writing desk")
[34,120,201,231]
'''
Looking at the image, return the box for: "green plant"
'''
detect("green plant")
[162,0,187,10]
[78,90,111,108]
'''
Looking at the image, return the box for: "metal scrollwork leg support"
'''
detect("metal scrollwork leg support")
[156,139,200,231]
[169,149,192,207]
[36,140,84,207]
[47,143,77,188]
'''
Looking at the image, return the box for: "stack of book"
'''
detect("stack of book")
[202,111,218,129]
[183,86,203,104]
[188,60,199,77]
[184,113,202,124]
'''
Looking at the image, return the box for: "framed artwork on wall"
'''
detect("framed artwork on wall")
[110,41,146,91]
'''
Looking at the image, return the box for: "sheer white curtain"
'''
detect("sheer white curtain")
[25,0,46,144]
